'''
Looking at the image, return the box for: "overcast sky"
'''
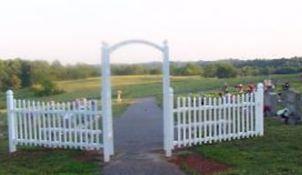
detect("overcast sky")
[0,0,301,64]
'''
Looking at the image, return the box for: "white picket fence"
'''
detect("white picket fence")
[6,90,103,153]
[171,83,264,148]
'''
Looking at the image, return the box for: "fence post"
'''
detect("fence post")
[6,90,17,153]
[165,87,174,157]
[255,83,264,136]
[163,41,172,157]
[101,43,111,162]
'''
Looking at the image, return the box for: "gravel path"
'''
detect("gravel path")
[103,97,184,175]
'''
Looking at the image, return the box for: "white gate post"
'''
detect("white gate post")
[163,40,172,157]
[255,83,264,136]
[107,50,114,157]
[168,87,174,156]
[101,43,113,162]
[6,90,17,153]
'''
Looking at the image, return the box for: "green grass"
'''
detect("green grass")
[0,74,301,174]
[193,118,302,175]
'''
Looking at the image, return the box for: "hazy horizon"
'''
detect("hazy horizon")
[1,0,301,64]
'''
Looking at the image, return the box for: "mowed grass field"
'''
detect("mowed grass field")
[0,74,301,174]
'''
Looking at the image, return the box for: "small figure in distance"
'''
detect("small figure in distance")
[282,81,290,91]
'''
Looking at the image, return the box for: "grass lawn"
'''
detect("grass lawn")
[0,74,301,174]
[193,118,302,175]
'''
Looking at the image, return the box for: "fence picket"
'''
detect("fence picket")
[17,100,22,142]
[41,102,46,146]
[193,97,197,144]
[212,97,217,142]
[251,92,255,136]
[37,101,41,145]
[176,97,181,147]
[236,95,240,137]
[181,97,185,146]
[204,97,208,143]
[32,101,36,145]
[187,97,192,146]
[233,96,236,139]
[84,100,89,149]
[227,95,231,140]
[198,97,202,143]
[242,94,246,138]
[208,97,213,143]
[95,100,100,148]
[246,93,251,137]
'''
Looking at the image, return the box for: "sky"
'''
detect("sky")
[0,0,302,64]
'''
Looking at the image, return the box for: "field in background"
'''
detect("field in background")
[0,74,301,174]
[1,74,300,114]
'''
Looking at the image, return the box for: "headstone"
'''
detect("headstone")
[264,91,278,117]
[117,90,122,103]
[281,90,301,124]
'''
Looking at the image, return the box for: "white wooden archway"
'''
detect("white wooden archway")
[101,39,173,162]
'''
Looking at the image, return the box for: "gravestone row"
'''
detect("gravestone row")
[264,87,301,124]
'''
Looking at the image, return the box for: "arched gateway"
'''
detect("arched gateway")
[101,39,173,162]
[5,39,264,165]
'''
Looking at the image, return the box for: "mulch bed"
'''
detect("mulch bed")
[169,153,230,175]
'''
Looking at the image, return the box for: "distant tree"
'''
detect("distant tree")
[170,64,183,76]
[20,61,32,87]
[131,65,146,74]
[239,66,259,76]
[10,75,21,90]
[274,66,298,74]
[203,64,217,77]
[112,64,147,75]
[149,68,161,74]
[29,60,51,84]
[181,63,202,76]
[50,60,65,80]
[0,60,6,90]
[216,63,237,78]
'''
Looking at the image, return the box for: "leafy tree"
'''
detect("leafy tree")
[239,66,259,76]
[20,60,32,87]
[215,63,237,78]
[10,75,21,90]
[182,63,203,76]
[203,64,217,77]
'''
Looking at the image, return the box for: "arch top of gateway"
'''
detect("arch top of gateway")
[103,39,168,53]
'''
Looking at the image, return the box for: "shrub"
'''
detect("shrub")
[31,80,64,97]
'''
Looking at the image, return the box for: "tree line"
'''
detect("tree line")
[1,57,302,95]
[0,59,99,95]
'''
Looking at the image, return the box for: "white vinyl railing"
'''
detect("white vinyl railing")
[6,90,103,153]
[171,83,264,148]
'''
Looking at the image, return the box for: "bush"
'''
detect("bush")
[31,80,64,97]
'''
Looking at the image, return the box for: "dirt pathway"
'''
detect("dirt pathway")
[103,97,184,175]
